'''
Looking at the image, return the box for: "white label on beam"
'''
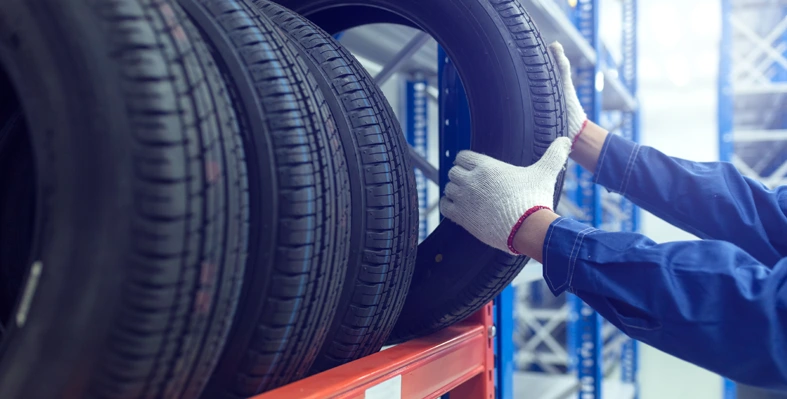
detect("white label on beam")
[365,375,402,399]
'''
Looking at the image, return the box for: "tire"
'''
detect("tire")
[176,0,352,396]
[0,0,248,398]
[0,109,35,332]
[274,0,568,343]
[256,0,419,373]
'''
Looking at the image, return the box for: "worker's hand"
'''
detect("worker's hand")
[440,137,572,255]
[549,42,588,143]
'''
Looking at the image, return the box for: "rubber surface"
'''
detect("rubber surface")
[257,0,418,373]
[0,101,34,332]
[177,0,352,397]
[0,0,249,398]
[274,0,568,343]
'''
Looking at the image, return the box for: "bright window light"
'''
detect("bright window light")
[695,51,719,78]
[648,4,682,47]
[595,71,605,92]
[690,2,722,39]
[665,57,693,87]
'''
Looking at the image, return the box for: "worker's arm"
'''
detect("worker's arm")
[549,42,787,265]
[439,127,787,390]
[581,122,787,265]
[513,211,787,391]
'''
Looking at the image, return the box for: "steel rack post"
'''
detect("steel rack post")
[719,0,734,166]
[571,0,604,397]
[438,46,513,399]
[405,76,431,241]
[619,0,640,396]
[437,47,470,193]
[496,286,515,399]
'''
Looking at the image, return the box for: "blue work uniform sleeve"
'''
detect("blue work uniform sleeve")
[542,217,787,391]
[594,134,787,266]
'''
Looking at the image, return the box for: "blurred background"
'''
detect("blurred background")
[636,1,722,398]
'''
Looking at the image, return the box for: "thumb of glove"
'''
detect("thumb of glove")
[549,43,571,80]
[532,137,572,181]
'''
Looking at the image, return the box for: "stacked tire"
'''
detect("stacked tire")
[0,0,564,398]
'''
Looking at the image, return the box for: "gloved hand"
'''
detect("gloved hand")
[440,137,572,255]
[549,42,588,142]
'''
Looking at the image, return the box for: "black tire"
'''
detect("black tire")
[256,1,419,373]
[274,0,568,343]
[177,0,352,396]
[0,107,33,330]
[0,0,248,398]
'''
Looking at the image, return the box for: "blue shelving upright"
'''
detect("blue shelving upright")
[404,78,431,241]
[618,0,639,396]
[514,0,641,398]
[436,46,516,399]
[571,0,604,397]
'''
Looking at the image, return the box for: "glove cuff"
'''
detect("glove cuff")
[507,206,552,255]
[571,119,589,150]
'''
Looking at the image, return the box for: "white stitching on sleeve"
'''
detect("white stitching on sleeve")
[594,136,613,183]
[543,218,567,289]
[619,145,642,196]
[568,229,598,287]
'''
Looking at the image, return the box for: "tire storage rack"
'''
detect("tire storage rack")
[512,0,642,398]
[719,0,787,398]
[0,0,571,398]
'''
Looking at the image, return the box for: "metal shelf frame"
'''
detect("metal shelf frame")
[719,0,787,397]
[515,0,640,398]
[254,304,495,399]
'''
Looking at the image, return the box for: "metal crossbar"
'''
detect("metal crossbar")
[374,32,431,86]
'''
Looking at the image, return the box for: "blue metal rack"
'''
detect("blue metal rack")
[404,78,431,241]
[719,0,787,397]
[571,1,604,397]
[437,45,518,399]
[514,0,640,398]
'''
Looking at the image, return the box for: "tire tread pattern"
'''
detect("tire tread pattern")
[188,0,351,396]
[87,0,249,398]
[257,0,418,373]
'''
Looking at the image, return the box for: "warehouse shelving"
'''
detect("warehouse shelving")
[718,0,787,397]
[515,0,641,398]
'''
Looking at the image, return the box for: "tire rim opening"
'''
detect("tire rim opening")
[0,64,36,339]
[340,23,470,242]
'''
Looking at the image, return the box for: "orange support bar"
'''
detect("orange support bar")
[252,303,495,399]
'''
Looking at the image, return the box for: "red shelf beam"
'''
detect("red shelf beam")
[252,303,495,399]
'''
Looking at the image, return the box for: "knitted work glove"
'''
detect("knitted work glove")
[440,137,572,255]
[549,42,588,143]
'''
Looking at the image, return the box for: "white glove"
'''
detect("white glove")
[440,138,572,255]
[549,42,588,142]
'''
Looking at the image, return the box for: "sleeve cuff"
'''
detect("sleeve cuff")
[542,217,599,296]
[593,134,641,196]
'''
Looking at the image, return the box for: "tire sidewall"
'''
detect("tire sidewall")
[0,1,132,396]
